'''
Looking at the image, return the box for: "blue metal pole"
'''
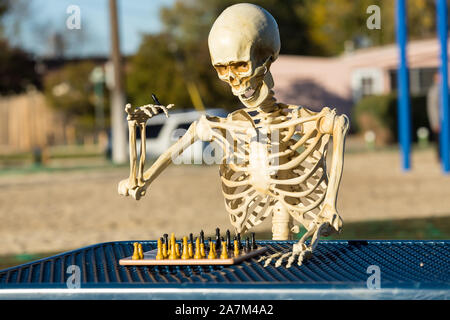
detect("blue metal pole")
[395,0,411,171]
[437,0,450,173]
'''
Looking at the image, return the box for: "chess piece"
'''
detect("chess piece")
[162,242,168,258]
[181,236,190,260]
[200,242,206,258]
[251,232,257,249]
[226,230,231,250]
[215,228,221,249]
[188,242,193,258]
[237,233,242,249]
[189,233,194,258]
[246,237,251,252]
[132,242,140,260]
[156,238,164,260]
[200,230,205,245]
[208,241,217,259]
[220,242,228,259]
[194,237,203,259]
[169,233,178,260]
[234,239,240,257]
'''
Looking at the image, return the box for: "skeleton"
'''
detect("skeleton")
[118,3,349,268]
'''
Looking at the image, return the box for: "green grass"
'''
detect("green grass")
[1,216,449,270]
[247,216,450,241]
[324,216,450,240]
[0,251,61,270]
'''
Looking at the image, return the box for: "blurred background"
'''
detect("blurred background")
[0,0,449,268]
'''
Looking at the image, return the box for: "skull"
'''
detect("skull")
[208,3,280,109]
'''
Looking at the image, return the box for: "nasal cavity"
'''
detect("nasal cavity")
[229,73,240,86]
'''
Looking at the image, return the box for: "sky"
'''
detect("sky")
[4,0,175,57]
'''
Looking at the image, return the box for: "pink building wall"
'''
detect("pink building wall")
[270,38,446,116]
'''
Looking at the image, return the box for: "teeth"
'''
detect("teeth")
[243,88,255,98]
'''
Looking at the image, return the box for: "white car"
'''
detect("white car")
[135,108,228,164]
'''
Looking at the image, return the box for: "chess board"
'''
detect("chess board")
[119,245,267,266]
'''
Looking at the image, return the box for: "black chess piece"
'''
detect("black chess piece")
[215,228,221,249]
[246,237,251,252]
[237,233,242,250]
[226,230,231,250]
[251,232,257,249]
[200,230,205,245]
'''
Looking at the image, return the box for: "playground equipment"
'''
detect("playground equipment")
[396,0,450,173]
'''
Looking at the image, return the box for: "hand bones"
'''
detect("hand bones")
[118,102,173,199]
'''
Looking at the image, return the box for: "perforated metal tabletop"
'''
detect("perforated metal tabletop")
[0,240,449,299]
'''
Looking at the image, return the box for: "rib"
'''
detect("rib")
[268,128,316,160]
[281,189,327,214]
[270,156,324,185]
[274,173,326,198]
[270,132,323,171]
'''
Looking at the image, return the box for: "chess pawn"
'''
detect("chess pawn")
[208,242,217,259]
[169,238,178,260]
[156,238,164,260]
[132,242,140,260]
[181,236,190,260]
[167,240,172,256]
[175,243,181,259]
[188,242,194,258]
[170,233,176,252]
[194,237,203,259]
[162,237,168,258]
[138,243,144,260]
[234,239,239,257]
[200,243,206,258]
[220,242,228,259]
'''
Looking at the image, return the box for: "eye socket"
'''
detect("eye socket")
[214,64,228,76]
[231,61,249,74]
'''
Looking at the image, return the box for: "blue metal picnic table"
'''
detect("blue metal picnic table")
[0,240,448,299]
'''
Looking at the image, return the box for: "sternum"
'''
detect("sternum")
[248,140,271,194]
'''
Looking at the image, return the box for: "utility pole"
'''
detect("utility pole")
[108,0,127,164]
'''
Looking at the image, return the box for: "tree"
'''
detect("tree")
[0,0,38,95]
[126,32,237,111]
[160,0,328,56]
[303,0,438,55]
[43,61,106,133]
[127,0,443,111]
[127,0,326,112]
[0,39,39,94]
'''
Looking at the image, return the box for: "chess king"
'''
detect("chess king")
[118,3,349,268]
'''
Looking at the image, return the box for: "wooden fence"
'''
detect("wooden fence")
[0,91,76,153]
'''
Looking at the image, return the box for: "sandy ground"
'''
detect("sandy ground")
[0,148,449,256]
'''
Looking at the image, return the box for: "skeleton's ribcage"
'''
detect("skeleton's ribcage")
[218,127,330,233]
